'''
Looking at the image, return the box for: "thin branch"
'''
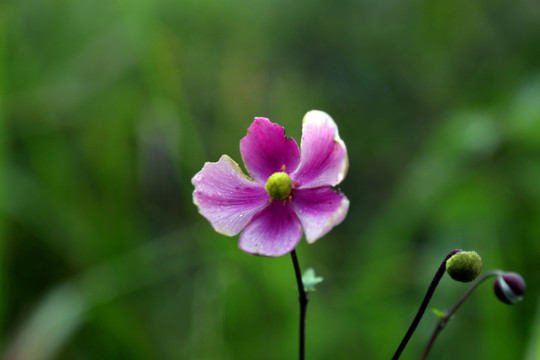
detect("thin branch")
[291,249,309,360]
[420,270,502,359]
[391,249,462,360]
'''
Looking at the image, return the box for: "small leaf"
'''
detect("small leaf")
[431,307,445,318]
[302,268,323,292]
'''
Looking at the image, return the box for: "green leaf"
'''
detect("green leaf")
[431,307,445,319]
[302,268,324,292]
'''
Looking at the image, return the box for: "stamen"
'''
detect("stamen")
[282,164,286,171]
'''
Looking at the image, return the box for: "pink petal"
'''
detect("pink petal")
[240,117,300,182]
[291,187,349,243]
[292,111,348,188]
[238,201,303,257]
[192,155,268,236]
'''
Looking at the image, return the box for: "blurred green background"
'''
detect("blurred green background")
[1,0,539,359]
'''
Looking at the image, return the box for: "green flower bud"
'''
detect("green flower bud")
[265,172,292,200]
[446,251,483,282]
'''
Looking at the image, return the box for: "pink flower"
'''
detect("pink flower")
[192,110,349,257]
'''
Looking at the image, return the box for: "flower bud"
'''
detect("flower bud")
[446,251,483,282]
[494,272,526,305]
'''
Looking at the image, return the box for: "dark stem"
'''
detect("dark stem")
[391,249,462,360]
[420,270,503,360]
[291,249,309,360]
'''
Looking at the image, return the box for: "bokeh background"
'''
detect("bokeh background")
[1,0,539,359]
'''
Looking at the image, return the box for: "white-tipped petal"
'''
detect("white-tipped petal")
[192,155,268,236]
[292,110,348,188]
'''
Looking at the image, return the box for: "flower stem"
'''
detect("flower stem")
[420,270,503,359]
[291,249,309,360]
[391,249,462,360]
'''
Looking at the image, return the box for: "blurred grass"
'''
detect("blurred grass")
[0,0,8,335]
[1,0,540,359]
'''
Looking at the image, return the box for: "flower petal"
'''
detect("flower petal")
[291,187,349,243]
[239,201,302,257]
[292,111,348,188]
[192,155,268,236]
[240,117,300,182]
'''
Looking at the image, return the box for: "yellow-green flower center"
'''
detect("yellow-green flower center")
[265,172,292,200]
